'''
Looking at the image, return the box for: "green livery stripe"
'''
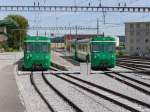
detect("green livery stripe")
[91,41,116,43]
[25,40,50,43]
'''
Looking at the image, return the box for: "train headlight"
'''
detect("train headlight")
[27,55,30,59]
[27,54,32,59]
[94,55,97,59]
[112,55,114,58]
[45,56,48,59]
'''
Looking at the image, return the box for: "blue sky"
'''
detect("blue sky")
[0,0,150,36]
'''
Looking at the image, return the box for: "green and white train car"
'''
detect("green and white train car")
[70,36,116,69]
[23,36,51,70]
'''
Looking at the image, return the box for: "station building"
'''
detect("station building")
[0,25,7,42]
[0,20,18,42]
[125,22,150,56]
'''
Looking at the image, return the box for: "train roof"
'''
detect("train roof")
[91,36,116,42]
[24,36,51,43]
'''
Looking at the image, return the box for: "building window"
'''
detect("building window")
[136,31,140,35]
[136,24,141,29]
[146,24,150,35]
[145,39,148,43]
[130,38,134,43]
[130,24,134,29]
[130,24,134,35]
[136,38,140,43]
[130,46,134,51]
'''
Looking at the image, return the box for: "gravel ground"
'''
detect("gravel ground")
[61,74,150,112]
[114,66,150,81]
[45,74,131,112]
[118,58,150,62]
[15,71,49,112]
[61,71,150,110]
[123,73,150,82]
[110,73,150,91]
[111,66,133,72]
[33,72,74,112]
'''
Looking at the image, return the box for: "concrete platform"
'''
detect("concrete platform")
[51,51,79,71]
[0,52,25,112]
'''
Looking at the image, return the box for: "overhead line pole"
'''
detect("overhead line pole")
[97,18,99,35]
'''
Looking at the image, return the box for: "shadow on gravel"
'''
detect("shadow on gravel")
[60,56,80,66]
[14,58,24,71]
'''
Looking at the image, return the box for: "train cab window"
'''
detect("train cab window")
[92,44,103,52]
[26,43,32,53]
[42,44,49,53]
[34,43,41,52]
[92,44,115,52]
[105,44,115,52]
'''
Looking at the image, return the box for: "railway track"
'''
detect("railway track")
[117,57,150,68]
[48,72,150,112]
[117,61,150,69]
[117,59,150,65]
[117,61,150,77]
[118,57,150,61]
[117,63,150,72]
[117,64,150,80]
[111,69,150,85]
[105,70,150,95]
[30,71,82,112]
[30,72,55,112]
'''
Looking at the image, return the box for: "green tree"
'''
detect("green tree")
[5,15,28,50]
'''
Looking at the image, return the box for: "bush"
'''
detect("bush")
[5,47,19,52]
[5,48,13,52]
[0,42,8,49]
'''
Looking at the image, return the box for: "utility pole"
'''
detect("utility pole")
[75,25,78,35]
[36,31,38,36]
[19,30,21,51]
[69,23,71,35]
[97,18,99,35]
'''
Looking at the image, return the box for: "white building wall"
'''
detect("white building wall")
[125,22,150,56]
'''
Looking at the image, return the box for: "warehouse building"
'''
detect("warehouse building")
[125,22,150,56]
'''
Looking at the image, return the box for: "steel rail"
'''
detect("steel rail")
[53,74,141,112]
[118,56,150,60]
[61,73,150,109]
[30,72,55,112]
[117,59,150,65]
[42,72,83,112]
[105,72,150,95]
[110,71,150,88]
[117,61,150,68]
[117,63,150,75]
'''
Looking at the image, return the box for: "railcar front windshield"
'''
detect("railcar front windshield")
[91,43,115,52]
[25,43,32,53]
[25,43,49,53]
